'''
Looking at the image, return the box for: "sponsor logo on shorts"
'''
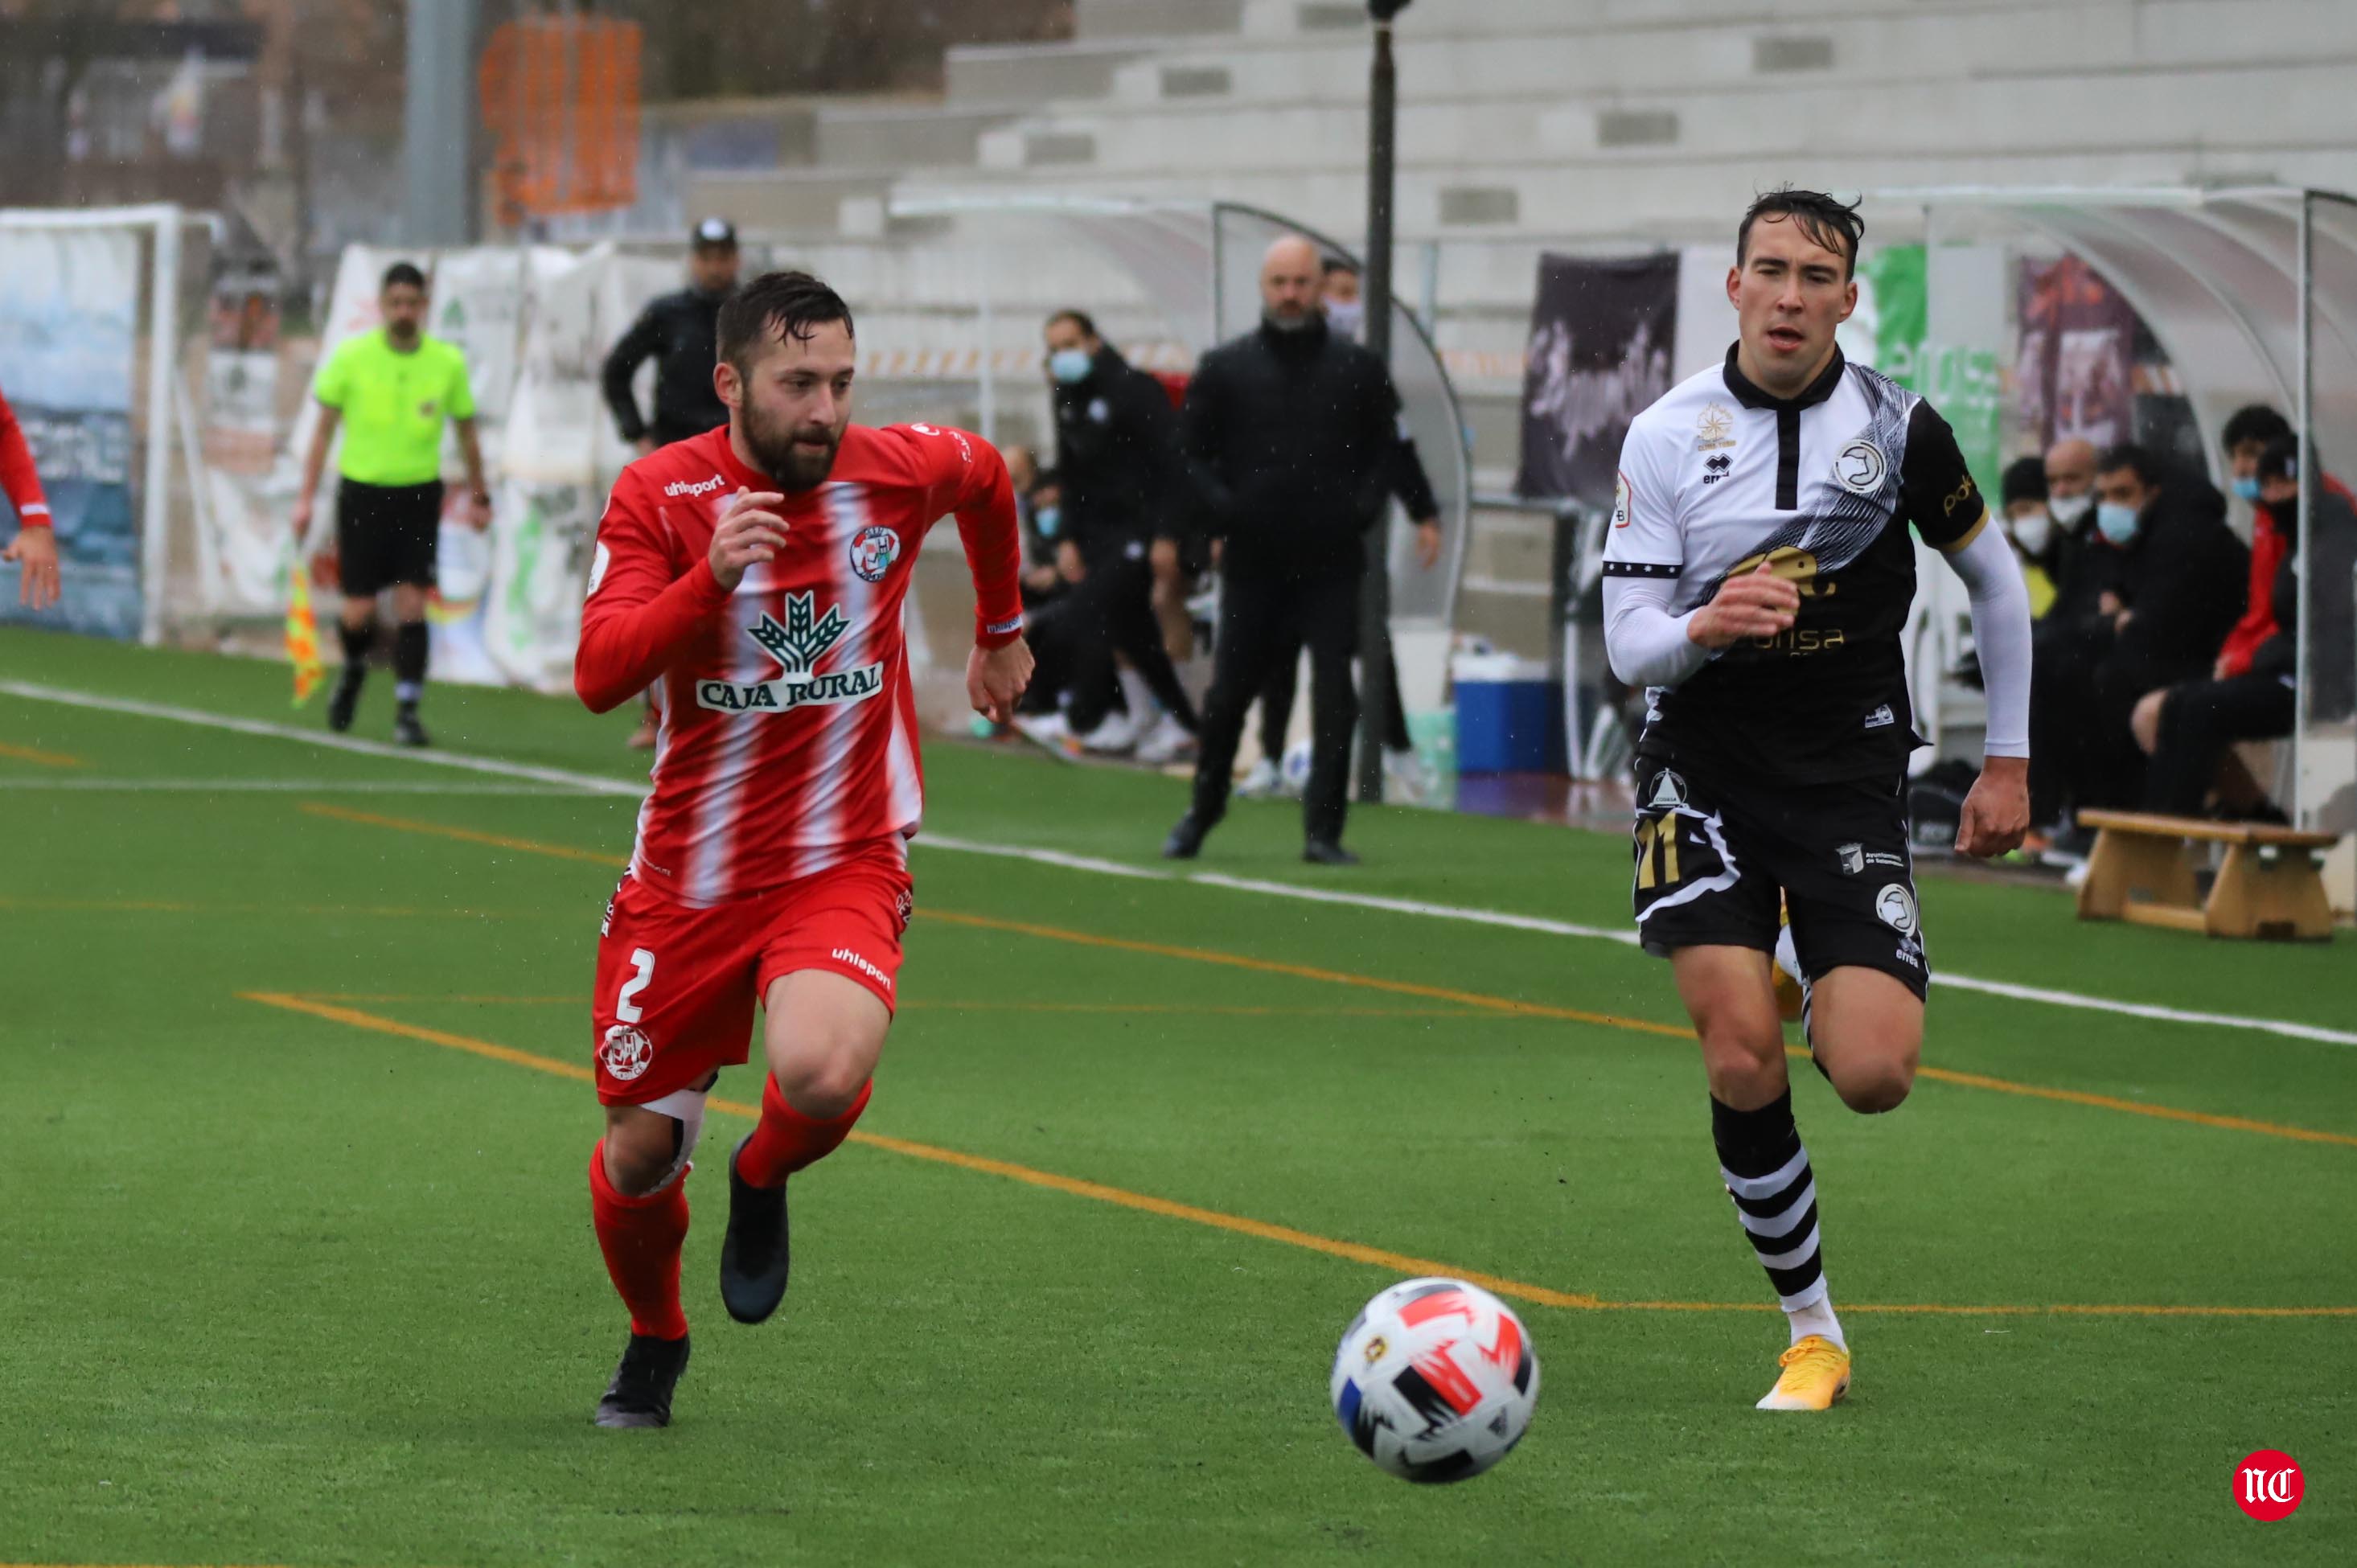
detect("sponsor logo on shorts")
[1836,842,1865,875]
[599,1024,654,1082]
[832,946,893,991]
[849,524,902,584]
[1865,850,1907,869]
[894,888,915,933]
[1863,704,1895,729]
[663,474,728,499]
[1645,770,1687,811]
[1875,883,1918,937]
[698,590,885,716]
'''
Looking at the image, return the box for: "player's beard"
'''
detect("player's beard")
[741,402,844,491]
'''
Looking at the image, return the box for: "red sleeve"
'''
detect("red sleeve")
[910,425,1025,648]
[573,471,733,713]
[0,385,52,527]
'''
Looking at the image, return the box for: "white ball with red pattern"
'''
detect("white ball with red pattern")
[1329,1277,1540,1484]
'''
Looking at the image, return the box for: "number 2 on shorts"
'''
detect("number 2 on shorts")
[616,947,655,1023]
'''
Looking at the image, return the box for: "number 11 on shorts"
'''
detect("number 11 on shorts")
[1636,817,1682,890]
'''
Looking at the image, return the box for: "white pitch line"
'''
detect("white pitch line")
[10,678,2355,1050]
[0,778,603,794]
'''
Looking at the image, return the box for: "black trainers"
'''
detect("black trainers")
[392,703,430,749]
[593,1331,690,1429]
[1302,839,1360,867]
[1162,811,1211,860]
[719,1136,790,1324]
[326,668,364,734]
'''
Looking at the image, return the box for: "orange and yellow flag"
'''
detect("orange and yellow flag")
[285,560,324,706]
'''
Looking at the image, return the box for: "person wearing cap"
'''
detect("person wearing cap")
[602,218,741,458]
[2132,433,2357,816]
[601,219,742,747]
[1998,456,2059,618]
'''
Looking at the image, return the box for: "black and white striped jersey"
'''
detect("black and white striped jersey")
[1603,345,1988,784]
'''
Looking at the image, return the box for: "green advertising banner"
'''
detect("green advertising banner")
[1861,244,2003,511]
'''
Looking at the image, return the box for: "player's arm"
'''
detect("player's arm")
[600,306,661,449]
[1601,419,1794,687]
[574,481,786,712]
[1903,400,2031,856]
[917,426,1033,723]
[454,417,491,524]
[0,384,60,610]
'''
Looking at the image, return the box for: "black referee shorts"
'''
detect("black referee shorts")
[1629,757,1929,1001]
[336,478,444,597]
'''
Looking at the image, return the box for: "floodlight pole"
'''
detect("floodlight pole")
[2294,190,2314,828]
[1355,0,1410,803]
[404,0,479,246]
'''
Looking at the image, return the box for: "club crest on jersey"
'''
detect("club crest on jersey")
[697,590,885,715]
[1695,403,1737,451]
[849,525,902,583]
[1833,440,1888,495]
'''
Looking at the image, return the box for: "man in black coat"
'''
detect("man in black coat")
[602,218,740,456]
[2030,442,2248,820]
[1029,309,1201,761]
[1164,235,1441,865]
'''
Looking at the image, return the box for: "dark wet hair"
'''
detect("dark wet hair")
[1737,187,1865,277]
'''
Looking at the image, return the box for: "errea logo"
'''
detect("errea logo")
[664,474,728,499]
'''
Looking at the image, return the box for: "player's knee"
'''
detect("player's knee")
[1826,1049,1917,1114]
[1695,1016,1786,1105]
[774,1053,868,1119]
[602,1107,684,1197]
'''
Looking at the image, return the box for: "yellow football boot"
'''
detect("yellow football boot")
[1756,1335,1850,1411]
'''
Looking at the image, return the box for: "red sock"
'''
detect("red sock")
[737,1074,872,1188]
[588,1141,689,1341]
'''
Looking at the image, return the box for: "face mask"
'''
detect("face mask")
[2047,492,2092,526]
[1035,506,1061,540]
[2010,511,2054,556]
[2096,501,2141,547]
[2232,474,2263,502]
[1049,348,1093,385]
[1324,300,1365,338]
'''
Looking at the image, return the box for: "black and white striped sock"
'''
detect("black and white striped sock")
[1711,1090,1834,1326]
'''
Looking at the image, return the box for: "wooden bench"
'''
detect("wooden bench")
[2075,810,2342,941]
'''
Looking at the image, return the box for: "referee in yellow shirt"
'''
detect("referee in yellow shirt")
[293,261,489,747]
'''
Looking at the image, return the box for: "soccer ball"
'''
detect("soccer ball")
[1329,1278,1539,1484]
[1279,736,1315,797]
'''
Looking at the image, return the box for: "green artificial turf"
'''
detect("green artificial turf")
[2,626,2350,1566]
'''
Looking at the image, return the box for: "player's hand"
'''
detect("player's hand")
[1686,560,1799,649]
[1414,518,1443,571]
[1056,540,1084,584]
[3,526,60,610]
[707,487,789,592]
[967,636,1034,725]
[1956,754,2031,859]
[466,488,493,532]
[291,495,315,543]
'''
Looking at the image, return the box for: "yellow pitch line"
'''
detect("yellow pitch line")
[298,805,2357,1152]
[236,992,2357,1321]
[284,992,1493,1019]
[0,896,536,920]
[0,741,82,766]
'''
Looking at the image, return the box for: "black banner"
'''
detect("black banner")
[1515,252,1678,507]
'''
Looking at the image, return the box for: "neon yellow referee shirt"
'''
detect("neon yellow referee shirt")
[314,329,476,487]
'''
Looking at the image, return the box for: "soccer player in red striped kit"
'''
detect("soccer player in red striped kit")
[573,271,1033,1427]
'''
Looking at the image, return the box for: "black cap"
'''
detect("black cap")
[2256,434,2302,484]
[692,217,737,249]
[2001,456,2047,507]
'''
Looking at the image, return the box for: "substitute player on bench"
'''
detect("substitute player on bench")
[1602,189,2031,1411]
[573,270,1033,1428]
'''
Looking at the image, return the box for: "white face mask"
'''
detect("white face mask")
[2047,492,2092,527]
[2010,511,2054,556]
[1324,299,1365,339]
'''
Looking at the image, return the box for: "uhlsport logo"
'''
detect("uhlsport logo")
[849,524,902,583]
[599,1024,653,1082]
[664,473,728,499]
[697,590,885,714]
[832,947,893,991]
[2234,1451,2303,1521]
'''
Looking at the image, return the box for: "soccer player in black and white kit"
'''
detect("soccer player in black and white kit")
[1603,190,2032,1411]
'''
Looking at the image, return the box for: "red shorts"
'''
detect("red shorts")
[590,839,914,1106]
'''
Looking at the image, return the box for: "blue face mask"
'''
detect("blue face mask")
[1049,348,1094,385]
[2096,501,2141,546]
[1035,505,1061,539]
[2232,474,2263,502]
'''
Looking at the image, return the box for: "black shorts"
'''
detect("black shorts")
[336,478,443,597]
[1629,758,1928,999]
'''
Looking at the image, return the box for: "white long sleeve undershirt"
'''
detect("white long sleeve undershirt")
[1602,573,1710,688]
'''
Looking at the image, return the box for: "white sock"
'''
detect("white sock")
[1787,1291,1846,1351]
[1116,667,1156,720]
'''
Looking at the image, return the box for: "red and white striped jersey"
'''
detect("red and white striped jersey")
[576,422,1025,907]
